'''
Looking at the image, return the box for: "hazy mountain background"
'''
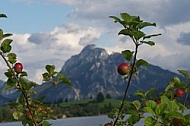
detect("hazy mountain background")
[35,44,184,103]
[0,44,186,105]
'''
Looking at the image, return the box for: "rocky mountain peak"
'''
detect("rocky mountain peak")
[61,44,109,73]
[79,44,109,60]
[0,44,184,104]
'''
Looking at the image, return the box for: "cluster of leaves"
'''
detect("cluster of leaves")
[108,72,190,126]
[0,14,71,126]
[103,13,190,126]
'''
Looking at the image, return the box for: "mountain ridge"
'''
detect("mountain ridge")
[0,44,184,104]
[36,44,183,103]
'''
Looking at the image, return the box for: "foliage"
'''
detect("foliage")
[1,11,190,126]
[103,12,190,126]
[0,14,71,126]
[97,92,105,102]
[0,98,120,123]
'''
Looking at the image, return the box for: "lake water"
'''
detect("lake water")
[0,115,143,126]
[0,110,189,126]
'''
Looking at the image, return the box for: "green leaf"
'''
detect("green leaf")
[0,29,3,40]
[3,33,13,38]
[20,71,28,77]
[144,116,157,126]
[145,88,157,96]
[172,77,181,85]
[168,101,179,112]
[13,111,24,120]
[118,29,131,36]
[42,121,51,126]
[45,65,55,76]
[2,38,12,44]
[7,102,19,108]
[184,114,190,124]
[143,33,161,40]
[137,22,156,29]
[166,112,184,119]
[145,100,157,110]
[4,70,13,78]
[136,59,148,68]
[7,53,17,64]
[57,73,72,86]
[121,50,134,61]
[144,107,155,116]
[46,65,55,73]
[132,100,141,110]
[120,13,131,21]
[1,39,13,53]
[155,103,167,116]
[133,90,146,99]
[141,41,155,46]
[37,96,46,102]
[161,95,170,103]
[48,114,57,120]
[42,72,51,81]
[172,77,185,89]
[0,14,7,18]
[126,109,139,116]
[6,77,17,88]
[176,102,187,112]
[127,114,140,125]
[178,70,189,79]
[19,77,35,90]
[133,30,145,40]
[109,16,121,23]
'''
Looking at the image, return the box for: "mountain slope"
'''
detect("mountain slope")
[36,44,183,103]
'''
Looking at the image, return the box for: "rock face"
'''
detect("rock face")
[0,44,184,104]
[36,44,182,103]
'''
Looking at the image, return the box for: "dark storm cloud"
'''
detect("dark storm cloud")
[28,32,51,44]
[79,34,98,46]
[61,0,190,28]
[119,37,128,43]
[152,0,190,26]
[177,32,190,45]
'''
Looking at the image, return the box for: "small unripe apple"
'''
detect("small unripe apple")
[117,63,130,75]
[175,89,184,97]
[14,62,23,73]
[156,100,161,104]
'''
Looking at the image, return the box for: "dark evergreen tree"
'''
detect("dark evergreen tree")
[96,92,104,102]
[106,93,111,99]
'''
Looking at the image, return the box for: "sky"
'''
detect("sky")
[0,0,190,84]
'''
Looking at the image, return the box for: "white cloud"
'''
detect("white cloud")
[0,22,101,83]
[1,0,190,83]
[104,20,190,73]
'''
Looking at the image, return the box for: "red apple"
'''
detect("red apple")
[117,63,130,75]
[25,110,32,119]
[156,100,161,104]
[104,122,113,126]
[172,118,182,126]
[175,89,184,97]
[14,62,23,73]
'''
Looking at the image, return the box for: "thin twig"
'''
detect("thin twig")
[0,52,38,126]
[113,44,139,126]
